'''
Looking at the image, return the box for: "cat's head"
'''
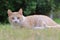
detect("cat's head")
[7,8,24,24]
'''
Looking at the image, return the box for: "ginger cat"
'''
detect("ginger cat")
[7,8,60,29]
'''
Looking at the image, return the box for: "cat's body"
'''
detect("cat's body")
[8,9,60,29]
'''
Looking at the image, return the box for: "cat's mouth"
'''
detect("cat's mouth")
[12,21,20,24]
[14,21,19,23]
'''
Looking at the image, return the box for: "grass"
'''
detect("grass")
[54,18,60,24]
[0,18,60,40]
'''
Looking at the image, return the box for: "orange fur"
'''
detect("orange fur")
[7,9,60,29]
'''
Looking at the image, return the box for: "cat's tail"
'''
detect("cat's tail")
[47,24,60,29]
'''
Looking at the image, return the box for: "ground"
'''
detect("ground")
[0,18,60,40]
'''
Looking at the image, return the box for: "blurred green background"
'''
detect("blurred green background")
[0,0,60,23]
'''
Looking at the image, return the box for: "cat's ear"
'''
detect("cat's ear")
[7,9,12,16]
[18,8,23,15]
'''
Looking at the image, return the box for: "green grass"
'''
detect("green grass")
[0,24,60,40]
[0,19,60,40]
[54,18,60,24]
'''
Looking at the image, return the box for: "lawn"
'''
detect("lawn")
[0,18,60,40]
[54,18,60,24]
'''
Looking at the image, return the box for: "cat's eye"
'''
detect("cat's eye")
[17,17,20,19]
[12,17,14,19]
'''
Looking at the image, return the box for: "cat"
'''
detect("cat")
[7,8,60,29]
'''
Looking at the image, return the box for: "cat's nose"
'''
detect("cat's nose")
[15,21,17,23]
